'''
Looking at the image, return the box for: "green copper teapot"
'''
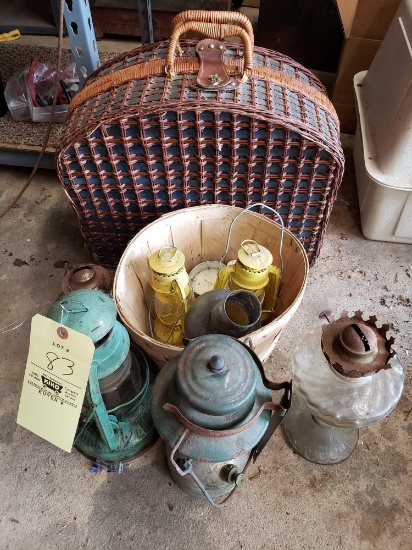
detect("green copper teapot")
[152,334,291,507]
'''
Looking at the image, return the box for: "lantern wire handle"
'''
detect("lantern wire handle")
[220,203,285,277]
[74,409,96,444]
[59,300,89,324]
[148,291,186,345]
[0,301,53,335]
[148,295,155,339]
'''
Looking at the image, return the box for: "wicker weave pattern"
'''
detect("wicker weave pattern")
[58,40,344,268]
[86,42,327,93]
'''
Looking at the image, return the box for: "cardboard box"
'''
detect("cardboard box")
[336,0,401,39]
[333,0,401,132]
[332,37,381,105]
[334,103,357,134]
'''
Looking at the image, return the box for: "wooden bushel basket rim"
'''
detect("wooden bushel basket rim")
[113,205,309,367]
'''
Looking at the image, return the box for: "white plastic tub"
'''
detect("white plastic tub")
[354,72,412,243]
[353,0,412,244]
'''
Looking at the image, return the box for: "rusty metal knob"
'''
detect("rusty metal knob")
[321,311,393,377]
[339,323,378,361]
[208,354,225,373]
[227,466,246,486]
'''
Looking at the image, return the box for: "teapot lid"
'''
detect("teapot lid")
[175,334,257,429]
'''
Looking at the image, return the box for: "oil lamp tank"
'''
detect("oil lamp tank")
[47,289,157,462]
[152,334,291,507]
[283,311,404,464]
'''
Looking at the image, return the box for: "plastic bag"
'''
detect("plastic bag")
[4,59,78,123]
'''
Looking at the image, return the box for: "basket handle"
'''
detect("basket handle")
[166,15,254,79]
[171,10,254,45]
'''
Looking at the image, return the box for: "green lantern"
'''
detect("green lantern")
[47,289,157,462]
[152,334,291,507]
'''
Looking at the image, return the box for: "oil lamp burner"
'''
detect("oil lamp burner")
[62,264,111,294]
[152,334,291,507]
[283,311,404,464]
[149,246,194,346]
[47,289,157,462]
[215,239,281,322]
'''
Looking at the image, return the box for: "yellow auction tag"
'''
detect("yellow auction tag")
[17,314,94,452]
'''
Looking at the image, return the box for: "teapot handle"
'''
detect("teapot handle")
[168,428,225,508]
[163,399,287,438]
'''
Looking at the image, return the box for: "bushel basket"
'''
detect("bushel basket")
[57,10,344,267]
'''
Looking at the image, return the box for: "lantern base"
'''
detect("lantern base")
[75,358,158,463]
[283,395,359,464]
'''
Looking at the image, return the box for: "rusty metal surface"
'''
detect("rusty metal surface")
[62,263,112,294]
[167,428,250,508]
[173,333,259,430]
[195,39,235,89]
[321,310,396,378]
[163,401,284,437]
[184,289,261,340]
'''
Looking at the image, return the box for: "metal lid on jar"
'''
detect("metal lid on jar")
[321,310,394,378]
[237,240,273,272]
[149,245,186,275]
[47,289,117,343]
[62,264,111,294]
[175,334,257,429]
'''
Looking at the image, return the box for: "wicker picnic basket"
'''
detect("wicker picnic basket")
[57,10,344,267]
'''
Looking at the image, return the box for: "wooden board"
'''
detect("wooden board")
[91,8,175,39]
[256,0,344,73]
[0,142,55,154]
[92,0,231,11]
[0,142,56,169]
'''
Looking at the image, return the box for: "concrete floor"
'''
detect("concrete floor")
[0,135,411,550]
